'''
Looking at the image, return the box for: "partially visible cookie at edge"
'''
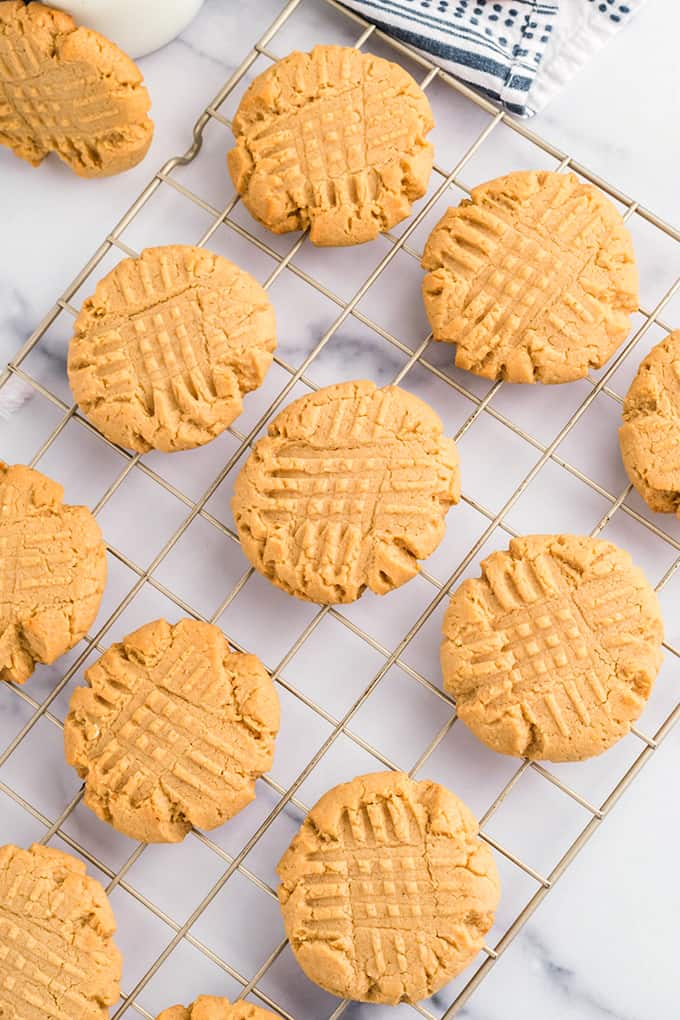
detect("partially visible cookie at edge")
[0,843,122,1019]
[228,44,434,245]
[421,170,638,383]
[277,770,500,1004]
[232,380,460,604]
[68,245,276,452]
[0,462,107,685]
[619,328,680,516]
[156,995,279,1020]
[441,534,663,761]
[64,618,280,843]
[0,1,153,176]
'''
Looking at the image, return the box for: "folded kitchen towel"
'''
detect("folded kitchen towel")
[340,0,644,116]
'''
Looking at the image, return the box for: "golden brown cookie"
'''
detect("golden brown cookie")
[619,329,680,517]
[232,380,460,604]
[0,1,153,177]
[441,534,663,762]
[156,995,278,1020]
[422,170,638,383]
[228,45,434,246]
[0,843,122,1019]
[0,462,106,685]
[277,770,499,1004]
[64,618,279,843]
[68,245,277,453]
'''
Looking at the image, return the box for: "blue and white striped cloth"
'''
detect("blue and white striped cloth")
[341,0,643,116]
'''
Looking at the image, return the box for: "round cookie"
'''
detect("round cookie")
[232,380,460,604]
[64,618,279,843]
[0,462,107,685]
[441,534,663,762]
[0,1,152,177]
[277,770,499,1004]
[619,329,680,516]
[228,44,434,246]
[0,843,122,1019]
[68,245,277,453]
[421,170,638,383]
[157,996,277,1020]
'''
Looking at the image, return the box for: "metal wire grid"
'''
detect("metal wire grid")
[0,0,678,1015]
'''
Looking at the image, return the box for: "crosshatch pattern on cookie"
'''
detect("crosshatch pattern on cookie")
[497,599,594,680]
[277,774,499,1004]
[0,1,153,176]
[422,170,638,383]
[442,535,664,761]
[233,380,460,603]
[228,45,434,245]
[0,0,679,1015]
[68,246,276,453]
[0,843,122,1019]
[64,619,279,843]
[0,463,107,685]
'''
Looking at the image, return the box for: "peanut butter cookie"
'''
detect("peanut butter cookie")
[0,462,106,685]
[619,329,680,517]
[422,171,638,383]
[232,380,460,604]
[157,996,278,1020]
[277,770,499,1004]
[64,618,279,843]
[68,245,276,452]
[0,1,153,176]
[0,843,122,1019]
[441,534,663,761]
[228,45,434,245]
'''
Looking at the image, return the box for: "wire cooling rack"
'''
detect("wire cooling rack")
[1,0,679,1017]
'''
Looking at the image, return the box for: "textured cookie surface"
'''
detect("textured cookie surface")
[0,462,106,685]
[228,45,434,245]
[422,171,638,383]
[157,995,278,1020]
[619,329,680,516]
[277,770,499,1004]
[0,843,122,1019]
[441,534,663,761]
[0,1,152,176]
[232,380,460,604]
[65,618,279,842]
[68,245,276,452]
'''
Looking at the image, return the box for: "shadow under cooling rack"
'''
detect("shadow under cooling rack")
[0,1,678,1018]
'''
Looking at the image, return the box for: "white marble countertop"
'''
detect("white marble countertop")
[1,1,679,1019]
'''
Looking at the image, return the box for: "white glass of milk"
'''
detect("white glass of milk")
[47,0,205,58]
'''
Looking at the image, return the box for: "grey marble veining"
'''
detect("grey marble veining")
[0,1,678,1018]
